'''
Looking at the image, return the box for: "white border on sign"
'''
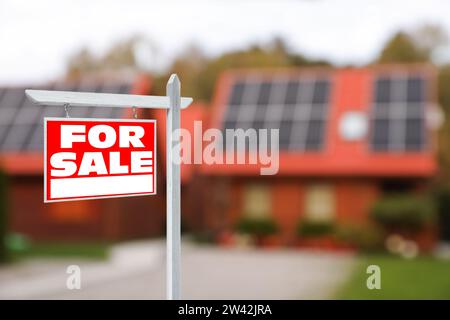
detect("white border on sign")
[43,117,157,203]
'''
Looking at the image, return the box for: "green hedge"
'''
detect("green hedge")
[296,220,334,237]
[371,194,436,231]
[434,188,450,219]
[235,217,278,236]
[334,224,385,251]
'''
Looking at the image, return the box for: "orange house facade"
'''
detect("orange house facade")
[199,66,438,243]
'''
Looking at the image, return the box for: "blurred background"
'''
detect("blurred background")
[0,0,450,299]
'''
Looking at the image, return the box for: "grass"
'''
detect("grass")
[336,254,450,299]
[9,242,111,262]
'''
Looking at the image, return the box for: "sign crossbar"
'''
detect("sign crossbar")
[26,89,193,109]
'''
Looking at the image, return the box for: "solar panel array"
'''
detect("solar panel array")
[0,81,130,152]
[223,75,331,151]
[371,74,427,151]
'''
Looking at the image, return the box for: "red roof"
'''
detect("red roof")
[200,65,438,178]
[2,66,438,180]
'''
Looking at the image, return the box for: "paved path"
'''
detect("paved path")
[0,240,355,299]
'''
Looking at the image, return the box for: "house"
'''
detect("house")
[0,65,439,244]
[198,65,438,243]
[0,75,171,240]
[0,74,207,241]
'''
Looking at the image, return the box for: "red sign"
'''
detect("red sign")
[44,118,156,202]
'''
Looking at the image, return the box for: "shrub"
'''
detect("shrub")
[335,224,385,252]
[191,231,215,244]
[435,189,450,210]
[0,171,7,263]
[296,220,334,238]
[235,217,278,236]
[434,188,450,231]
[371,194,436,231]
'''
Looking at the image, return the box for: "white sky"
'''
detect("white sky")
[1,0,450,85]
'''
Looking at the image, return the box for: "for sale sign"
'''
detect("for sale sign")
[44,118,156,202]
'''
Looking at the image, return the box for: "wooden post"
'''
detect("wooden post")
[166,74,181,300]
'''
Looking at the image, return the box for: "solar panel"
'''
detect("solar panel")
[223,75,331,151]
[0,88,25,125]
[0,80,132,152]
[27,125,44,151]
[370,73,427,152]
[229,82,245,105]
[2,125,33,151]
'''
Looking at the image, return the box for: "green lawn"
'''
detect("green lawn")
[336,254,450,299]
[10,242,110,261]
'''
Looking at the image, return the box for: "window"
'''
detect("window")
[243,184,271,219]
[305,184,335,222]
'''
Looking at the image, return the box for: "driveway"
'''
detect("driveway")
[0,240,355,299]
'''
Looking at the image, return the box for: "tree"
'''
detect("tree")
[377,25,448,64]
[377,32,427,63]
[150,45,209,101]
[437,65,450,183]
[66,35,155,79]
[410,24,448,60]
[152,37,330,101]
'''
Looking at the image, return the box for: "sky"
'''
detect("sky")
[1,0,450,85]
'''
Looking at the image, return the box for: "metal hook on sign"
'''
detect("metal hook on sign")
[64,104,71,118]
[132,106,138,119]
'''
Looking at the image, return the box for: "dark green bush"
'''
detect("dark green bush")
[371,194,436,231]
[191,231,216,244]
[296,220,334,238]
[235,217,278,236]
[335,224,385,251]
[434,188,450,240]
[435,189,450,213]
[0,171,7,263]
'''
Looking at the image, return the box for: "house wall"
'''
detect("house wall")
[200,176,413,243]
[271,178,379,242]
[7,175,166,241]
[335,179,379,224]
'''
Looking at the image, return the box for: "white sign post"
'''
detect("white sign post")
[26,74,191,300]
[166,75,181,299]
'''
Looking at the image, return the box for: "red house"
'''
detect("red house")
[0,75,171,240]
[0,74,205,241]
[199,65,439,243]
[0,65,440,245]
